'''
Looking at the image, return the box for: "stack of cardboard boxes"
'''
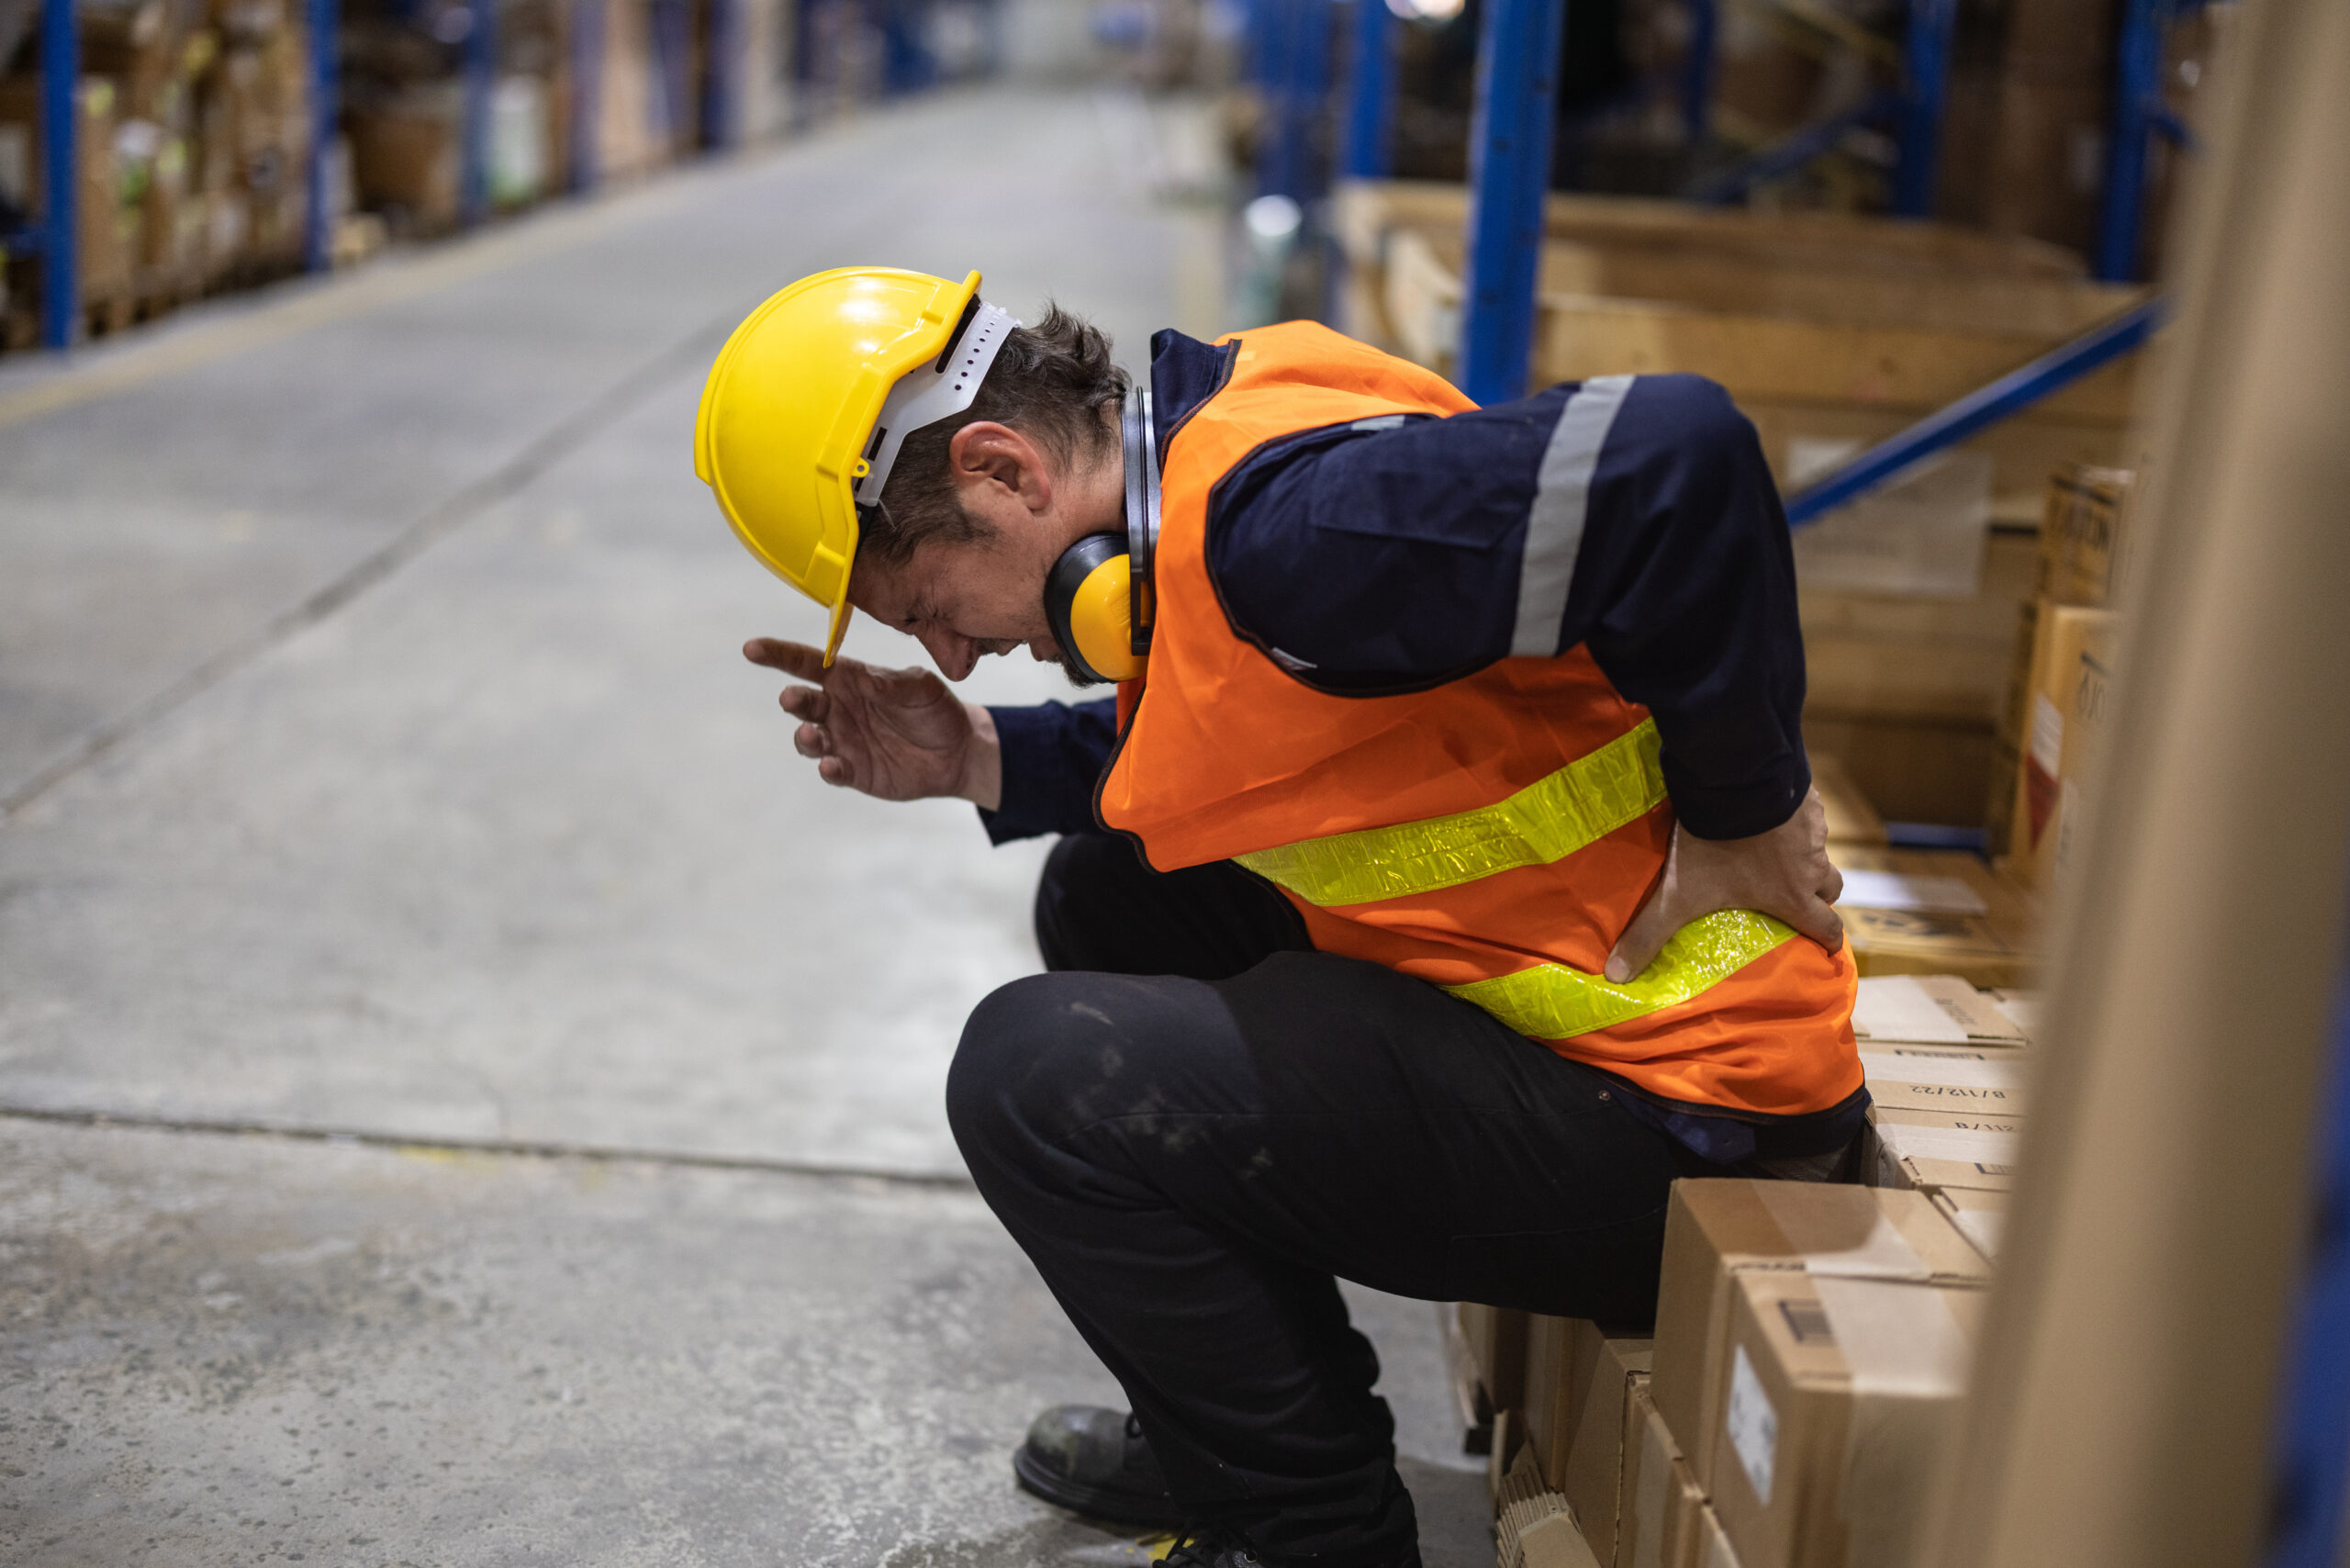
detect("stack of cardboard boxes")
[1463,975,2027,1568]
[1988,463,2130,896]
[0,0,323,343]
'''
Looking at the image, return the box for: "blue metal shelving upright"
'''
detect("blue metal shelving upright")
[1254,0,1332,202]
[571,0,607,192]
[1888,0,1956,216]
[459,0,498,223]
[1456,0,1566,404]
[304,0,341,271]
[1338,0,1394,181]
[39,0,78,348]
[703,0,743,149]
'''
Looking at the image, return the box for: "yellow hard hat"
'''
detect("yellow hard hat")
[694,266,1018,661]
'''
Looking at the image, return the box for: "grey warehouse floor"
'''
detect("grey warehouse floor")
[0,86,1488,1565]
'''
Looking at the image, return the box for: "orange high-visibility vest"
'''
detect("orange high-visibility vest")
[1097,322,1860,1118]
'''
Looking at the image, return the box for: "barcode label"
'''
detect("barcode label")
[1779,1298,1836,1345]
[1726,1344,1778,1506]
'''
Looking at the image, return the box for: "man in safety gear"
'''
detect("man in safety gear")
[696,267,1861,1568]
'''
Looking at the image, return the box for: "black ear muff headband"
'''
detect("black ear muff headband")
[1043,387,1159,686]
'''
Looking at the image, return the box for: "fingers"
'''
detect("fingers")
[1787,894,1846,955]
[779,685,829,724]
[794,722,856,788]
[743,638,831,678]
[1606,888,1681,985]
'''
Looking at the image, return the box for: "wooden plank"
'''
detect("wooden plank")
[1530,240,2144,338]
[1528,297,2138,420]
[1334,179,2093,278]
[1381,230,2139,420]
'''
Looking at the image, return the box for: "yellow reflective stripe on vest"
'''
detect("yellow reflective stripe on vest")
[1440,910,1793,1041]
[1234,721,1665,908]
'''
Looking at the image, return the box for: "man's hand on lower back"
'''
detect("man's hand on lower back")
[1603,786,1845,983]
[744,638,1003,809]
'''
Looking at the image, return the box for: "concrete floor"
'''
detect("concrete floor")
[0,86,1489,1564]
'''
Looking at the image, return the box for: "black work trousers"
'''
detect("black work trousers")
[947,834,1719,1567]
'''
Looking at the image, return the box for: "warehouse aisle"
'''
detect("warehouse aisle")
[0,86,1488,1565]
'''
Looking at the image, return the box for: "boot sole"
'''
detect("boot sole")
[1011,1444,1191,1529]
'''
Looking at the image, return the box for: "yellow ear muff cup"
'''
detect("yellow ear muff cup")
[1044,533,1144,686]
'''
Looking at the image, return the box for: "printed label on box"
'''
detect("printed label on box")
[1726,1344,1777,1506]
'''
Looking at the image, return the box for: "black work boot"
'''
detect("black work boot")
[1012,1405,1186,1528]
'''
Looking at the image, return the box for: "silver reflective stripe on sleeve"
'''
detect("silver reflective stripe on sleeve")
[1509,374,1634,657]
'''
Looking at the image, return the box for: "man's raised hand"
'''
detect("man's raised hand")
[743,639,1003,809]
[1603,786,1845,983]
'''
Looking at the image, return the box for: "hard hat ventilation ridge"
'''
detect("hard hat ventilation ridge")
[854,300,1020,513]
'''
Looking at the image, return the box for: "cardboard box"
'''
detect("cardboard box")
[0,77,136,306]
[1930,1185,2007,1261]
[1830,846,2038,990]
[1859,1048,2026,1116]
[1496,1450,1606,1568]
[1449,1301,1528,1450]
[2009,601,2119,893]
[1695,1502,1745,1568]
[1871,1105,2025,1138]
[2034,464,2135,608]
[1808,754,1886,847]
[349,87,460,232]
[1850,974,2030,1048]
[1561,1338,1653,1565]
[1651,1182,1987,1494]
[1862,1111,2021,1195]
[1620,1387,1706,1568]
[1710,1272,1982,1568]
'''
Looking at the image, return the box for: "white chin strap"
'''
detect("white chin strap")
[855,301,1021,510]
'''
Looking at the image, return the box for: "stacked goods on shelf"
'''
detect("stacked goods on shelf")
[1826,844,2037,988]
[1851,973,2032,1252]
[1982,0,2232,270]
[0,73,135,338]
[1505,1168,1998,1568]
[588,0,667,181]
[1329,178,2149,823]
[1986,462,2131,889]
[341,0,569,235]
[1,0,323,343]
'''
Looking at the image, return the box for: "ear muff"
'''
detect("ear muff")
[1045,533,1142,686]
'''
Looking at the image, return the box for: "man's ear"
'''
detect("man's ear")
[947,421,1053,513]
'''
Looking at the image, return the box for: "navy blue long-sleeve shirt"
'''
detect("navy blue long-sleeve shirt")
[980,329,1809,847]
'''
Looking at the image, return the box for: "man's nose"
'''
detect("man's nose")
[917,625,978,680]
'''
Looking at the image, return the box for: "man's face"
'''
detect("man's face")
[852,529,1069,681]
[847,418,1125,683]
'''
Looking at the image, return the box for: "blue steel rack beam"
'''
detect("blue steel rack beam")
[2096,0,2208,281]
[460,0,498,224]
[39,0,77,349]
[1457,0,1565,405]
[1683,0,1948,211]
[1254,0,1331,201]
[1888,0,1955,215]
[703,0,742,149]
[1339,0,1394,181]
[304,0,340,272]
[571,0,606,192]
[1684,89,1898,205]
[1783,297,2163,524]
[1681,0,1718,149]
